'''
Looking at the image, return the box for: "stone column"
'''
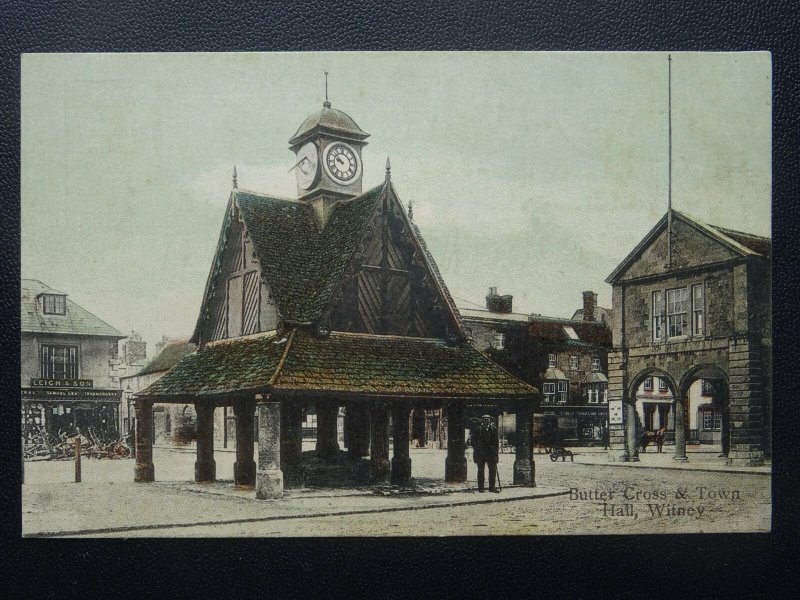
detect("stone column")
[347,403,370,459]
[390,403,412,485]
[727,337,765,466]
[256,398,283,499]
[673,396,688,462]
[280,401,304,475]
[233,398,256,486]
[194,402,216,482]
[133,399,154,482]
[316,402,340,460]
[369,401,390,483]
[444,404,467,483]
[606,350,628,462]
[513,404,535,486]
[625,401,639,462]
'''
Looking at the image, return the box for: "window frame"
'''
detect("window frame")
[692,283,705,337]
[666,286,690,339]
[40,344,80,379]
[542,382,556,403]
[591,357,601,372]
[652,290,664,342]
[493,332,505,350]
[643,377,653,392]
[548,353,557,368]
[658,377,668,392]
[556,380,568,403]
[569,355,579,371]
[42,294,67,315]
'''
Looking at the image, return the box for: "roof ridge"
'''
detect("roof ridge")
[269,328,297,386]
[233,188,302,204]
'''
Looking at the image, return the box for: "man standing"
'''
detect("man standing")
[472,414,500,493]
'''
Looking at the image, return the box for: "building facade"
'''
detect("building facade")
[462,288,612,447]
[606,210,771,466]
[21,280,126,444]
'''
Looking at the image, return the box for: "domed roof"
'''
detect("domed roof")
[289,103,369,145]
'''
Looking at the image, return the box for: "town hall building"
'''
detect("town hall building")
[135,98,539,498]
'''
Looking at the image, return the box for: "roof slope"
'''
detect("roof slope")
[136,339,197,377]
[21,279,124,337]
[528,316,612,347]
[140,328,536,400]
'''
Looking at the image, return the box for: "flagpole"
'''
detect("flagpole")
[667,54,673,269]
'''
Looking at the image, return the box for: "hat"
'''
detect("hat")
[481,414,493,419]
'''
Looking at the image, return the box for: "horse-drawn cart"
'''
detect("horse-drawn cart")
[549,446,574,462]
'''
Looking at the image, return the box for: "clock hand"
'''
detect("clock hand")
[335,155,346,168]
[288,156,311,173]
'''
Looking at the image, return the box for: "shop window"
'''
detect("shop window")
[548,353,557,368]
[543,382,555,403]
[644,377,653,392]
[569,355,579,370]
[692,284,704,336]
[666,287,689,338]
[41,345,78,379]
[652,291,664,342]
[42,294,66,315]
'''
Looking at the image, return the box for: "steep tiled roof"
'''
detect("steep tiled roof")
[21,279,124,338]
[136,339,197,377]
[139,328,536,400]
[234,185,383,325]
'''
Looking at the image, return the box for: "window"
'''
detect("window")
[492,333,505,350]
[652,290,664,342]
[702,409,722,431]
[591,358,601,372]
[587,385,598,404]
[644,377,653,392]
[658,378,668,392]
[42,294,66,315]
[109,340,119,360]
[666,287,689,338]
[41,345,78,379]
[692,284,704,336]
[543,382,555,403]
[557,380,568,403]
[548,353,557,368]
[701,379,715,396]
[601,385,607,403]
[569,355,579,370]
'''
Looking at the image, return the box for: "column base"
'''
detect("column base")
[607,448,627,462]
[726,449,764,467]
[513,458,535,487]
[390,457,412,485]
[195,459,216,482]
[445,456,467,483]
[234,459,256,487]
[256,469,284,499]
[672,456,689,463]
[134,463,154,482]
[627,456,640,463]
[370,457,391,483]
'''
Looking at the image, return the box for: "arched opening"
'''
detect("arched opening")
[679,365,729,458]
[628,369,679,459]
[411,409,426,448]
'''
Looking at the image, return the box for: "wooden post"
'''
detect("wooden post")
[74,434,82,483]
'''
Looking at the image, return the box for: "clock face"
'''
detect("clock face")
[323,142,360,185]
[295,142,319,190]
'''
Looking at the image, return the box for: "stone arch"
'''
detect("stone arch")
[678,363,730,457]
[625,368,680,462]
[628,367,679,402]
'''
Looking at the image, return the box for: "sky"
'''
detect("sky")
[21,52,771,357]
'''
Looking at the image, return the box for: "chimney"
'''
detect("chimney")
[486,287,513,314]
[582,290,597,322]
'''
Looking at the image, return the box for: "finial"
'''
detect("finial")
[385,156,391,178]
[323,71,331,108]
[232,165,238,189]
[408,200,414,221]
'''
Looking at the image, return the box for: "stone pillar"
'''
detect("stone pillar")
[673,396,688,462]
[194,402,216,482]
[390,403,412,485]
[369,402,390,483]
[256,398,283,499]
[727,338,765,466]
[346,403,370,459]
[316,402,340,460]
[280,401,304,474]
[133,399,154,482]
[513,405,535,486]
[625,401,639,462]
[444,404,467,483]
[606,350,627,461]
[233,398,256,486]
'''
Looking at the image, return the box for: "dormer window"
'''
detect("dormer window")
[42,294,66,315]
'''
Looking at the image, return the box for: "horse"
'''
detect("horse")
[640,427,666,453]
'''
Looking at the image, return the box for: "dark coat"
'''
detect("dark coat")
[472,420,499,464]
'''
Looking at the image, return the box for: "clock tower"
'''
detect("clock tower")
[288,100,370,225]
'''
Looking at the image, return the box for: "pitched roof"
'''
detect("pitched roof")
[21,279,125,338]
[193,180,467,341]
[528,316,612,348]
[139,328,536,400]
[136,339,197,377]
[606,210,771,283]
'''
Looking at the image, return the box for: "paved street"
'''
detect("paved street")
[22,445,771,537]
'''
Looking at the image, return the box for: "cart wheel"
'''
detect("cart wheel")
[550,454,557,461]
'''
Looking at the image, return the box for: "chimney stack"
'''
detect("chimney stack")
[582,290,597,322]
[486,287,513,314]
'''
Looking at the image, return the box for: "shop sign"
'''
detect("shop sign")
[30,378,93,388]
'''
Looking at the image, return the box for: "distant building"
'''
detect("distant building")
[606,210,771,465]
[109,330,148,388]
[21,279,126,442]
[462,288,612,446]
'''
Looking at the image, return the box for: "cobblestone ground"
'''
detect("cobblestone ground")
[25,444,769,536]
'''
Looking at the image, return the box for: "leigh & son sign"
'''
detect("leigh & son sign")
[30,378,94,388]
